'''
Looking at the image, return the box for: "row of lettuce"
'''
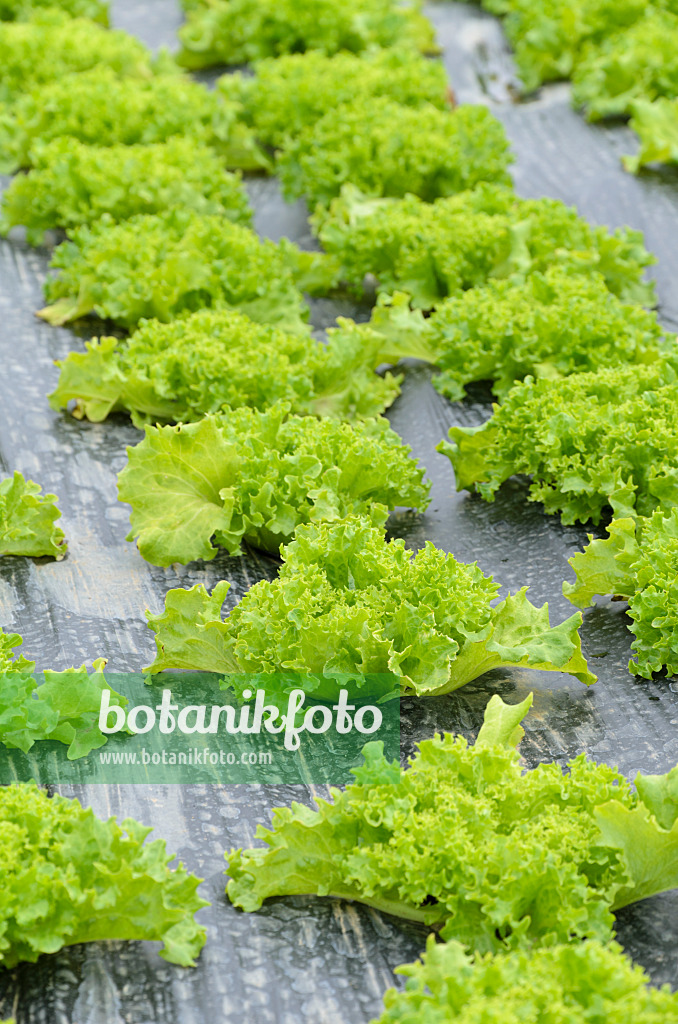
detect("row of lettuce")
[0,0,678,1020]
[2,12,678,685]
[5,689,678,1022]
[173,0,678,171]
[458,0,678,172]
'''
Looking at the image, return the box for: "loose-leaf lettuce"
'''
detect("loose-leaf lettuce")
[118,409,430,566]
[624,97,678,172]
[313,184,656,308]
[145,516,594,693]
[438,361,678,525]
[0,470,66,559]
[226,693,678,950]
[0,67,268,174]
[371,269,673,402]
[564,510,678,678]
[278,100,513,209]
[220,48,450,148]
[0,9,157,103]
[0,0,108,22]
[0,783,207,966]
[496,0,646,91]
[49,309,400,426]
[1,137,252,245]
[0,628,125,758]
[176,0,437,70]
[375,938,678,1024]
[38,210,328,331]
[572,9,678,121]
[428,267,672,399]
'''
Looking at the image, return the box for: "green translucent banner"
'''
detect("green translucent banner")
[0,672,400,784]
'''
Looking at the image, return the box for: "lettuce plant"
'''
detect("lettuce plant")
[565,510,678,679]
[226,693,678,951]
[176,0,437,70]
[118,410,430,566]
[438,361,678,525]
[313,184,656,308]
[376,937,678,1024]
[369,269,674,402]
[0,67,268,174]
[0,783,207,967]
[489,0,646,91]
[624,97,678,172]
[0,0,108,22]
[49,309,400,426]
[220,48,450,147]
[572,9,678,120]
[0,471,66,559]
[278,100,512,209]
[144,516,593,694]
[0,629,124,758]
[0,9,156,102]
[1,137,252,245]
[39,210,331,331]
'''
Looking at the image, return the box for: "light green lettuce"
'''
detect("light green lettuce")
[0,628,125,758]
[226,693,678,951]
[1,137,252,245]
[493,0,646,91]
[176,0,437,70]
[624,96,678,172]
[118,409,430,566]
[38,210,332,331]
[278,99,512,209]
[438,361,678,525]
[369,269,674,402]
[0,66,268,174]
[0,9,158,103]
[0,470,66,559]
[0,0,108,22]
[48,309,400,426]
[220,48,450,148]
[0,783,207,967]
[572,9,678,121]
[144,516,594,694]
[312,184,656,308]
[564,510,678,678]
[375,938,678,1024]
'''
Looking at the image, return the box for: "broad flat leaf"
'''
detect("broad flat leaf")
[476,691,533,749]
[38,659,127,759]
[595,799,678,910]
[564,517,639,607]
[636,765,678,832]
[118,417,241,566]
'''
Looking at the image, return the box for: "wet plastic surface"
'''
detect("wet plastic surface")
[1,2,678,1020]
